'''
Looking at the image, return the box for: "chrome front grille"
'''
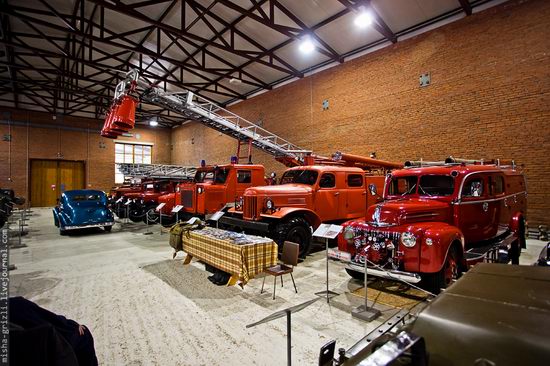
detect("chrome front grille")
[243,196,258,220]
[351,229,401,266]
[181,190,194,208]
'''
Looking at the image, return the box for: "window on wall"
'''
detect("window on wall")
[115,143,153,184]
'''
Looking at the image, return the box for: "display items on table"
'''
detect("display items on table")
[330,157,527,294]
[173,224,277,287]
[53,190,114,235]
[193,227,273,245]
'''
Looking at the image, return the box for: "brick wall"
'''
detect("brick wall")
[0,108,171,200]
[171,0,550,226]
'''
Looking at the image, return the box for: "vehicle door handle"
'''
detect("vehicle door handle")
[334,192,340,196]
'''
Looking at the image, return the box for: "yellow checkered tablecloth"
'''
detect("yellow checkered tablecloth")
[182,231,278,285]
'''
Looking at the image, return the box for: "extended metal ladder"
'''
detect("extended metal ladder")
[117,163,197,180]
[116,70,312,164]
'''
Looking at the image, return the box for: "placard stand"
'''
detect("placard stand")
[207,210,225,229]
[172,205,183,223]
[351,257,381,322]
[124,200,130,225]
[312,224,343,303]
[143,203,153,235]
[156,203,166,235]
[246,298,320,366]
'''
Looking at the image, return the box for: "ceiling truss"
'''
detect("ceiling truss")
[0,0,482,126]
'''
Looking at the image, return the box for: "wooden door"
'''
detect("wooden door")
[30,160,58,207]
[58,161,85,193]
[30,160,85,207]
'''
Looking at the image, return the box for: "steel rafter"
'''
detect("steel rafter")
[0,0,475,126]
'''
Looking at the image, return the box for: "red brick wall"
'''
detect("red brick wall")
[0,108,171,201]
[171,0,550,226]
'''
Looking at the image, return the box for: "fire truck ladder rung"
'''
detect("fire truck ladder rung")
[116,163,196,179]
[141,87,311,161]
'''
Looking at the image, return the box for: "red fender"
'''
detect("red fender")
[261,207,322,229]
[417,223,464,274]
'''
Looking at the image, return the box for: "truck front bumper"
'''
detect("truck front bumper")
[347,262,422,284]
[63,222,114,230]
[328,249,422,284]
[219,216,270,233]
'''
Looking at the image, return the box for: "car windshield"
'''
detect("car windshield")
[70,194,102,201]
[388,175,454,197]
[194,167,228,184]
[280,170,319,185]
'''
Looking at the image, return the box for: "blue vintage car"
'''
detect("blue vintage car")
[53,190,114,235]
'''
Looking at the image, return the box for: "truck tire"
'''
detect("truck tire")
[104,226,112,232]
[275,217,312,258]
[345,268,365,281]
[128,205,143,223]
[59,228,67,236]
[421,246,460,294]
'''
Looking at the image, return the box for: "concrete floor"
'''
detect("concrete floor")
[8,208,547,365]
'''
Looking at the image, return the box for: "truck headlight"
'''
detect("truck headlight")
[343,226,355,243]
[425,238,433,246]
[235,196,243,210]
[401,232,416,248]
[265,198,274,210]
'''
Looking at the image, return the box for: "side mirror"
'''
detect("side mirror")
[368,183,378,196]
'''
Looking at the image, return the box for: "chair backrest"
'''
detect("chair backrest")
[281,241,299,267]
[318,339,336,366]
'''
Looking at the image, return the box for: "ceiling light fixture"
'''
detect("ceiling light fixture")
[149,116,159,127]
[299,37,315,54]
[354,10,373,28]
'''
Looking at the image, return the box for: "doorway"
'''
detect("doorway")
[30,160,85,207]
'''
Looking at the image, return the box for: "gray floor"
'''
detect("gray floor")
[7,208,547,365]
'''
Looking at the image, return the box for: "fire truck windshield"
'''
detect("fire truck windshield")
[389,175,454,197]
[280,170,319,185]
[194,168,229,184]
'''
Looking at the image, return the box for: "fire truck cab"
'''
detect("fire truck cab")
[174,163,266,219]
[221,164,387,258]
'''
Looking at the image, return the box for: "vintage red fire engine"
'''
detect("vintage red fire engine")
[331,158,527,293]
[152,163,267,225]
[221,153,402,258]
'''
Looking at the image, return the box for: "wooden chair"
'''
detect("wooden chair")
[261,241,299,299]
